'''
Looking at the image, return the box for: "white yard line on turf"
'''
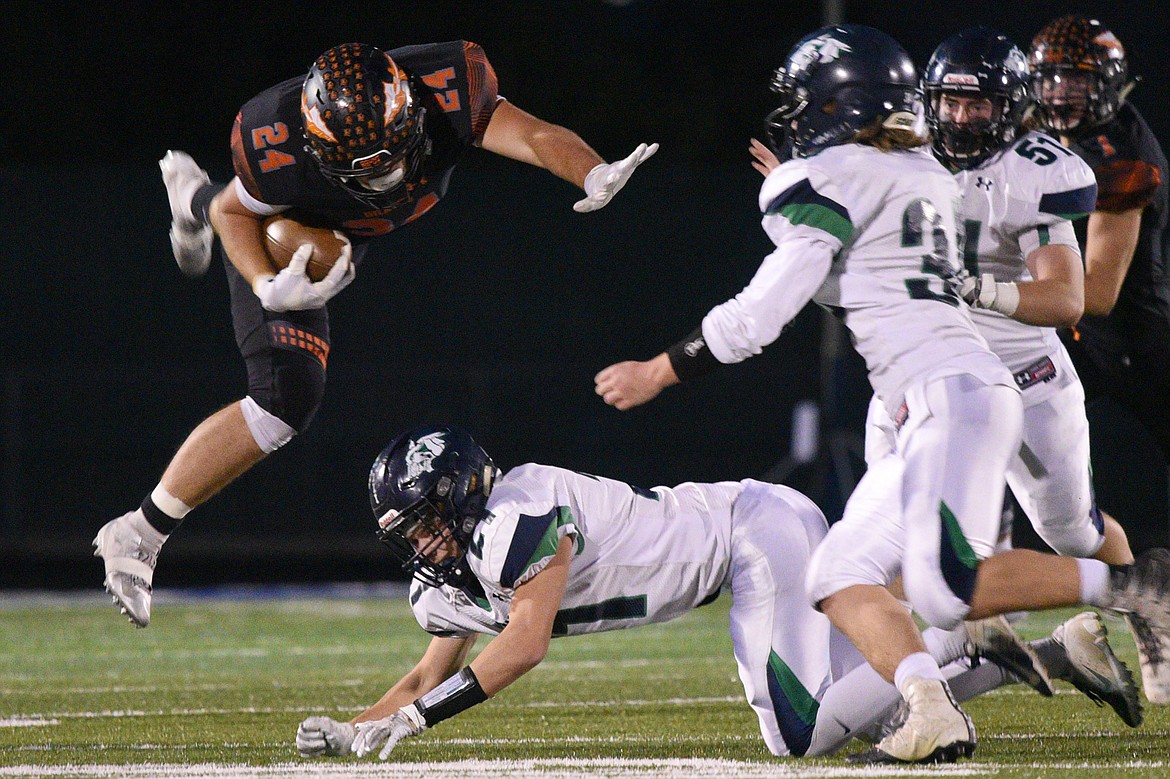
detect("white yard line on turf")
[0,760,992,778]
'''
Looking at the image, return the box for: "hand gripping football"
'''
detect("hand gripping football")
[262,214,350,282]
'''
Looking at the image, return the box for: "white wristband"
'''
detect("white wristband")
[252,273,275,298]
[990,282,1020,316]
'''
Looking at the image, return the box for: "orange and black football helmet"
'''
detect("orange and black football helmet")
[1029,16,1128,135]
[301,43,430,202]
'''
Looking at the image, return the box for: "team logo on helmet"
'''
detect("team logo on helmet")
[405,432,447,481]
[791,35,853,72]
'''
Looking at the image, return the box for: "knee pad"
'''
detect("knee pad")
[240,396,296,453]
[249,333,328,434]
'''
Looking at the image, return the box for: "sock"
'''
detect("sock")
[943,660,1014,702]
[140,484,192,536]
[922,625,973,667]
[894,652,945,696]
[190,182,225,223]
[1077,558,1111,606]
[807,662,901,756]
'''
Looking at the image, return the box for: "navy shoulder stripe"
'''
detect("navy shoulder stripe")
[1038,183,1098,220]
[499,509,558,589]
[764,178,853,244]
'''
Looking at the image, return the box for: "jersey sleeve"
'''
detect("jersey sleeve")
[230,110,268,204]
[472,501,579,591]
[1094,158,1162,213]
[409,582,477,638]
[699,163,843,364]
[1019,145,1097,257]
[462,42,500,140]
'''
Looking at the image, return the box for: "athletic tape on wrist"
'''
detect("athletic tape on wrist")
[414,667,488,727]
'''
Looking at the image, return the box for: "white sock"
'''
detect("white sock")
[922,625,972,666]
[1077,558,1111,606]
[894,652,945,696]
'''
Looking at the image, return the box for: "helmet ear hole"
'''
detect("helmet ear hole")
[821,99,838,116]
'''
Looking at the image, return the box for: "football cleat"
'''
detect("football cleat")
[1103,549,1170,704]
[1125,612,1170,705]
[159,150,214,278]
[848,677,976,764]
[1051,611,1143,726]
[966,615,1054,696]
[92,512,160,628]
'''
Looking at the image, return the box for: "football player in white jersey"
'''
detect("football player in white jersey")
[916,26,1133,566]
[595,24,1170,763]
[293,425,1137,762]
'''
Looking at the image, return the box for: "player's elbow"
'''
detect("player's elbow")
[1082,291,1118,318]
[1053,293,1084,328]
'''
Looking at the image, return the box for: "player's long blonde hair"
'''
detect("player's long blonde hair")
[853,115,930,152]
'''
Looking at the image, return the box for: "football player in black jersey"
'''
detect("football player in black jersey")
[1030,16,1170,706]
[1030,17,1169,477]
[94,41,657,628]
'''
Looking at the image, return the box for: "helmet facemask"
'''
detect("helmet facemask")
[927,89,1010,170]
[1031,66,1103,134]
[375,473,475,588]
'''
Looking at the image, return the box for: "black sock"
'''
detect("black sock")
[190,182,226,223]
[141,494,184,535]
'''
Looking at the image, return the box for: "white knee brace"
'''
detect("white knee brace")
[240,396,296,454]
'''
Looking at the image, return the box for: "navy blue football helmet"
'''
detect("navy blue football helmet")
[369,425,498,587]
[923,27,1031,170]
[766,25,921,158]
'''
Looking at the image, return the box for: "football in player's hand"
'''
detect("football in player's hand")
[263,215,350,282]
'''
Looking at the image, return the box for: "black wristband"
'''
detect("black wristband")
[414,666,488,727]
[666,326,722,382]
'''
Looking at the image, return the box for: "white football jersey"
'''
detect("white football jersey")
[702,143,1010,411]
[410,464,742,638]
[954,131,1097,405]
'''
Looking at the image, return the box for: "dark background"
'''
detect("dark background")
[3,1,1167,589]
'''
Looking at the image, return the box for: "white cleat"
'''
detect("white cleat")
[1104,548,1170,704]
[92,512,159,628]
[848,677,976,764]
[159,150,214,278]
[1053,611,1143,726]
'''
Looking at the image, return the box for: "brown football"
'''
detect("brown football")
[262,215,349,282]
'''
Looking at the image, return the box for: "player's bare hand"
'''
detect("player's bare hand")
[749,138,781,177]
[594,354,678,411]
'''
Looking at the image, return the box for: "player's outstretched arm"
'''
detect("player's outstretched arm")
[353,538,575,761]
[295,633,475,759]
[479,100,657,212]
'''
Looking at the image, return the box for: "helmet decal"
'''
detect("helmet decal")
[301,93,339,144]
[792,35,853,71]
[405,431,447,480]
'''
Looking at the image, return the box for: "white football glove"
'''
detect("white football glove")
[573,143,659,213]
[295,715,356,758]
[352,704,427,760]
[253,242,355,312]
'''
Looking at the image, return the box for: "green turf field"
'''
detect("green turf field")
[1,591,1167,778]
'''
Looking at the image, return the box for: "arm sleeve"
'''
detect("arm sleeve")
[702,239,834,364]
